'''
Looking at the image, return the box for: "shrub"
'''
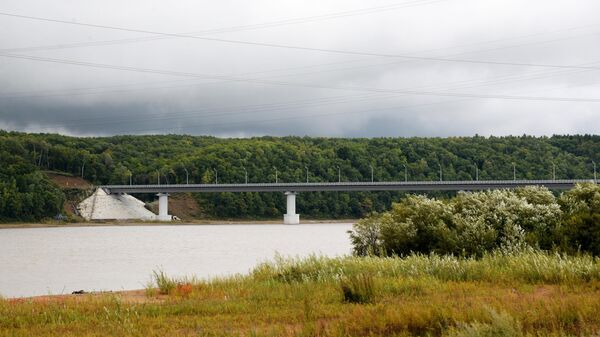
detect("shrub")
[152,270,176,295]
[380,195,455,256]
[348,186,586,257]
[340,273,375,304]
[559,183,600,255]
[349,215,383,256]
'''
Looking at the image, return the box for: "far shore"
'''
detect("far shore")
[0,219,358,229]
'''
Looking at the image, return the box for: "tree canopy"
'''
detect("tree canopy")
[1,131,600,221]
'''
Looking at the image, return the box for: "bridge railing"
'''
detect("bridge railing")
[101,179,597,194]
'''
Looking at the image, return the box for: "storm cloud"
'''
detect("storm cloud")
[0,0,599,137]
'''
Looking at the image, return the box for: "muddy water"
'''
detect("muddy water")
[0,223,353,297]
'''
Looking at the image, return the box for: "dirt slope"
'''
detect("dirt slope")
[45,171,93,190]
[147,193,204,220]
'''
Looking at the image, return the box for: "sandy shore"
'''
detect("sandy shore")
[0,219,357,229]
[6,289,163,304]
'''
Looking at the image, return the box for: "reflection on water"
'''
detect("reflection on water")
[0,223,352,297]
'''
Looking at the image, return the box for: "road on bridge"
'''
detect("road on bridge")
[102,179,597,194]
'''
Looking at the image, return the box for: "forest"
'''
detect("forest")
[1,131,600,222]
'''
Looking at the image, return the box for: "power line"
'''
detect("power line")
[4,15,596,58]
[1,10,600,71]
[0,0,449,53]
[111,80,598,135]
[3,8,600,132]
[104,86,583,134]
[0,57,372,99]
[2,18,598,100]
[2,53,599,105]
[44,67,590,135]
[23,53,600,133]
[40,93,392,128]
[28,64,593,131]
[2,35,593,101]
[2,33,597,102]
[32,57,600,130]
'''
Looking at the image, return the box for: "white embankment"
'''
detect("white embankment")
[78,188,157,221]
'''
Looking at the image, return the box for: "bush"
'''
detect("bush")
[340,273,375,304]
[380,195,455,256]
[152,270,176,295]
[349,215,383,256]
[348,185,600,257]
[559,183,600,255]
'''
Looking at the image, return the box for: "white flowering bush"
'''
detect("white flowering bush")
[379,195,455,255]
[349,185,590,257]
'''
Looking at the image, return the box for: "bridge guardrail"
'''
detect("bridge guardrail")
[101,179,597,194]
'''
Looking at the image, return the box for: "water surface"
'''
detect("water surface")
[0,223,353,298]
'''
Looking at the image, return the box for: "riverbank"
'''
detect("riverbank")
[3,252,600,336]
[0,219,358,229]
[7,289,162,305]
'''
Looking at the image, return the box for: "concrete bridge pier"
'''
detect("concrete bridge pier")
[284,191,300,225]
[157,193,172,221]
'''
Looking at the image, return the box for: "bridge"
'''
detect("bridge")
[101,179,597,224]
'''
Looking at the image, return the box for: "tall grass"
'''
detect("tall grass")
[4,253,600,336]
[146,270,197,297]
[252,249,600,285]
[446,309,522,337]
[151,270,176,295]
[340,274,375,303]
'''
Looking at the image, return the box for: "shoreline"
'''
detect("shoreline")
[7,289,156,303]
[0,219,358,229]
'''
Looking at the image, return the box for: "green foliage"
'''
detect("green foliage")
[339,273,375,303]
[350,185,600,256]
[380,194,455,256]
[0,135,65,221]
[151,270,176,295]
[348,215,383,256]
[3,131,600,222]
[559,183,600,255]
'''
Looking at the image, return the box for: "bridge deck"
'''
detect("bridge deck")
[101,179,597,194]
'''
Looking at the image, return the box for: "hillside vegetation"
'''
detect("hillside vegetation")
[2,131,600,221]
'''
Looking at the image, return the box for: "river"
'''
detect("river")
[0,223,353,298]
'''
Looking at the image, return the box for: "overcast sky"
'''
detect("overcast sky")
[0,0,599,137]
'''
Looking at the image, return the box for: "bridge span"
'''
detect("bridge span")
[101,179,597,224]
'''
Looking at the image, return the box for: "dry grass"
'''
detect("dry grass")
[3,252,600,336]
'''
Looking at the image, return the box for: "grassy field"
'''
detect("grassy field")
[2,251,600,336]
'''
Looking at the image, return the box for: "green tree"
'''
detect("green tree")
[559,183,600,255]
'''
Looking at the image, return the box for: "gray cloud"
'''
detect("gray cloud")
[0,0,599,137]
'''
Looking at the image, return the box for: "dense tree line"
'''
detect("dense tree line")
[1,131,600,221]
[0,135,64,221]
[350,183,600,256]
